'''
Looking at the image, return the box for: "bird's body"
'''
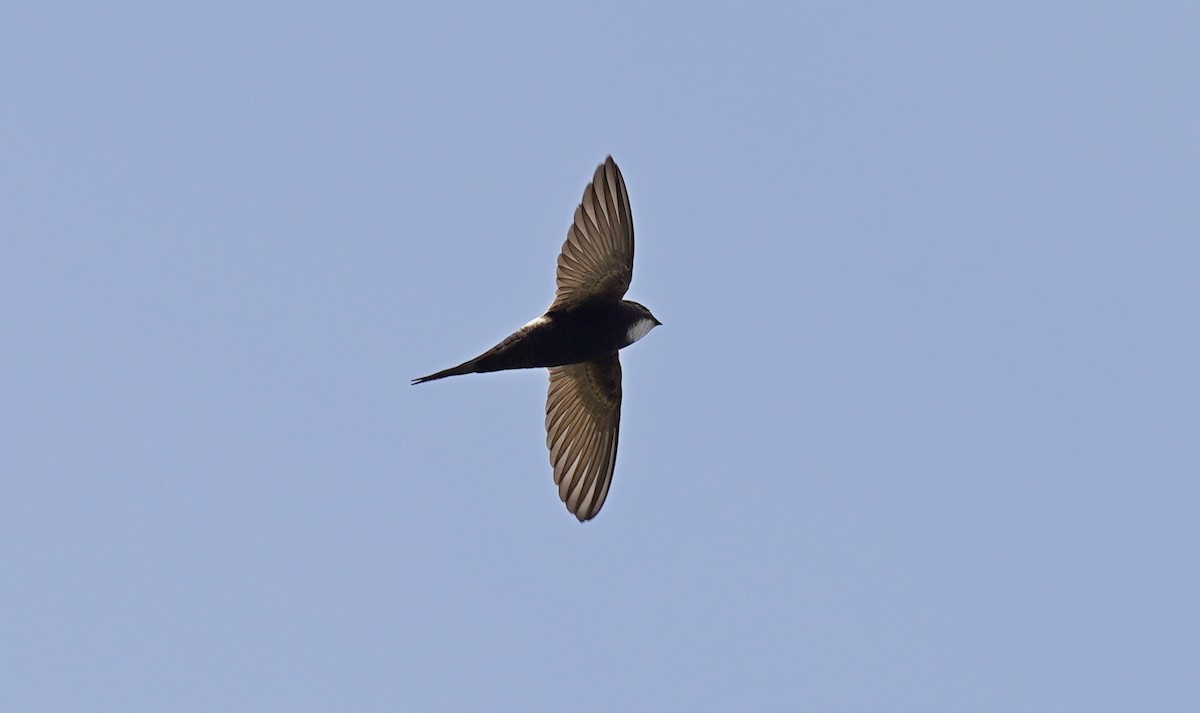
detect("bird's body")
[412,300,658,383]
[413,157,658,521]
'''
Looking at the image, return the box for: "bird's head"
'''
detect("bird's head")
[621,300,661,346]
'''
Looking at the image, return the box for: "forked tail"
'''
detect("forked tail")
[411,360,478,385]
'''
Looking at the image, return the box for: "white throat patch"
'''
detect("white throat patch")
[625,317,658,346]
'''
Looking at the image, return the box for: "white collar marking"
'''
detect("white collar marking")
[625,317,657,345]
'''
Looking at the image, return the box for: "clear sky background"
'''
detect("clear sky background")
[3,2,1197,711]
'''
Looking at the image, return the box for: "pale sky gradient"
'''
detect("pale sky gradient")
[3,2,1197,711]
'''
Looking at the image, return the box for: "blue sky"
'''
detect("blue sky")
[3,2,1197,711]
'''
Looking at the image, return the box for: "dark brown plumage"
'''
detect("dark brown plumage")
[413,157,659,521]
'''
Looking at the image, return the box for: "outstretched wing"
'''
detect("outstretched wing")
[545,353,622,521]
[549,157,634,311]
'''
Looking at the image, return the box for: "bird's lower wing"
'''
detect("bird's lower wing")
[545,354,622,521]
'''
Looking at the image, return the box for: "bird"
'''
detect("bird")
[413,156,659,521]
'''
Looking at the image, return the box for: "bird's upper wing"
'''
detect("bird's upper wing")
[549,157,634,311]
[545,353,622,521]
